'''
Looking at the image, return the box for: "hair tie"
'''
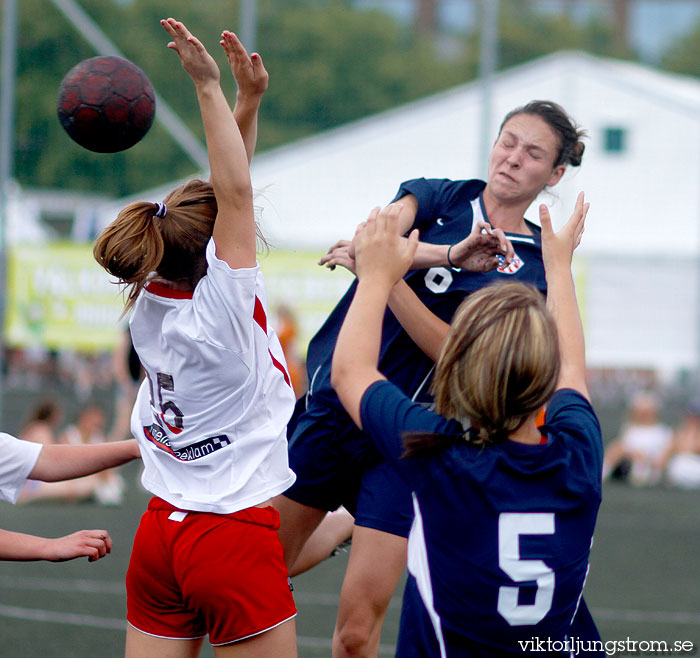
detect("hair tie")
[155,202,167,218]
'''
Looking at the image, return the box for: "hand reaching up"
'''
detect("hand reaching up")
[161,18,220,89]
[540,191,589,273]
[540,192,590,398]
[354,204,419,289]
[221,31,269,101]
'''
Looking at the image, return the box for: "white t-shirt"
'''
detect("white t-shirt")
[620,424,672,459]
[130,238,296,514]
[0,432,42,503]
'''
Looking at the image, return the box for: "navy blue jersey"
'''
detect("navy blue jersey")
[360,382,603,655]
[305,178,547,410]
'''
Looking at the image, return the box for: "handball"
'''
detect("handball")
[57,55,156,153]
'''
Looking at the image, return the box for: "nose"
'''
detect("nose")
[506,150,521,168]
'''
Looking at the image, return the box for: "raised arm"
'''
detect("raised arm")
[162,18,255,269]
[540,192,590,399]
[331,205,418,427]
[221,31,268,164]
[387,281,448,362]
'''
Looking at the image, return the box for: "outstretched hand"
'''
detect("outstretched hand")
[354,204,419,287]
[445,221,513,272]
[47,530,113,563]
[161,18,220,88]
[318,239,355,274]
[540,192,589,271]
[221,31,268,99]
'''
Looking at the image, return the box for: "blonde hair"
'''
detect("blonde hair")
[404,282,559,455]
[94,179,268,312]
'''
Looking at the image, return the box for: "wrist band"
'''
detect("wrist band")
[447,243,457,269]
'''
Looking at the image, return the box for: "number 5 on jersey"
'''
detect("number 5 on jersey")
[497,513,555,626]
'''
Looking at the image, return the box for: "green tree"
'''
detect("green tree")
[7,0,638,200]
[661,18,700,78]
[255,1,470,149]
[492,0,633,72]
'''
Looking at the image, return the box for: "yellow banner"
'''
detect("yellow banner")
[4,244,352,353]
[4,243,588,355]
[6,244,125,352]
[258,248,354,352]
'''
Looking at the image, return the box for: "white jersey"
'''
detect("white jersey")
[129,238,296,514]
[0,432,42,504]
[620,423,672,459]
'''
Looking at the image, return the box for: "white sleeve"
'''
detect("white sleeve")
[0,433,42,503]
[192,238,260,352]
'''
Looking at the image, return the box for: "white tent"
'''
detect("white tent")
[97,50,700,372]
[245,51,700,259]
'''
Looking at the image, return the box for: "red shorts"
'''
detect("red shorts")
[126,497,296,646]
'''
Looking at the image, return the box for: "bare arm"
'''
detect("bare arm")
[319,194,511,273]
[540,192,590,399]
[162,19,255,269]
[331,205,418,427]
[0,528,112,562]
[387,281,448,362]
[221,31,268,164]
[29,440,140,482]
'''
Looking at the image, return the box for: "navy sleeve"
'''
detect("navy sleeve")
[391,178,457,232]
[545,389,604,483]
[360,380,460,462]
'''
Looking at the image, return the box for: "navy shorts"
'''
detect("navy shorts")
[284,397,414,538]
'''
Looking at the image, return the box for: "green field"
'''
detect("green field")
[1,463,699,657]
[1,382,699,657]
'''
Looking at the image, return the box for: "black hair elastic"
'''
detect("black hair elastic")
[155,202,167,218]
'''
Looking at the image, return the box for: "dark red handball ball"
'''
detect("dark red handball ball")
[57,55,156,153]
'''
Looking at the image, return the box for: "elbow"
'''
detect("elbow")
[211,175,253,206]
[330,355,345,393]
[330,352,356,404]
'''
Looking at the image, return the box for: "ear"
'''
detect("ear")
[547,164,566,187]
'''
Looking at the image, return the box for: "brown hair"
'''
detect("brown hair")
[499,100,586,168]
[94,179,267,312]
[403,282,560,457]
[25,399,60,425]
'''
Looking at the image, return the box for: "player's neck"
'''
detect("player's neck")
[482,190,532,235]
[508,417,542,445]
[151,275,194,292]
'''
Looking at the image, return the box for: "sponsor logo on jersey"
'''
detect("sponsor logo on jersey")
[144,422,231,461]
[497,251,524,275]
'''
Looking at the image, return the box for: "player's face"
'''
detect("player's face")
[486,114,566,204]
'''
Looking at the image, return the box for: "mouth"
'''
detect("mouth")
[498,171,516,183]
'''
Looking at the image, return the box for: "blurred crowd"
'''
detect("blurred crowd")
[601,389,700,489]
[18,400,126,505]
